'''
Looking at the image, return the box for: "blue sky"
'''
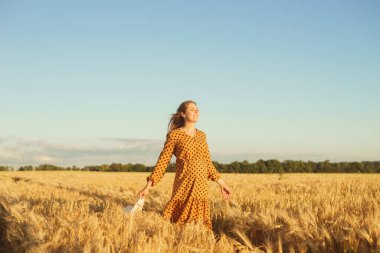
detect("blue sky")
[1,1,379,167]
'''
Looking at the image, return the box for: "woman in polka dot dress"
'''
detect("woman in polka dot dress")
[138,100,232,230]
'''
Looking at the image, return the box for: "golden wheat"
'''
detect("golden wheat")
[0,172,379,253]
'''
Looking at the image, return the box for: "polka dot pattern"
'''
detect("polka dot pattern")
[146,127,222,230]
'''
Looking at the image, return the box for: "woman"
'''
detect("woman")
[138,100,232,230]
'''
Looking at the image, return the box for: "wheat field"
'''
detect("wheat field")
[0,172,379,253]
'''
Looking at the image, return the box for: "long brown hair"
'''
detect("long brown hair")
[167,100,197,133]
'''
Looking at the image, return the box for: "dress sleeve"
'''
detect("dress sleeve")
[146,131,176,186]
[203,133,222,182]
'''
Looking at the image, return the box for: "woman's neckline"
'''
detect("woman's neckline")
[179,127,198,138]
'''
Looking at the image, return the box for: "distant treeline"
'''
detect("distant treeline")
[1,159,380,173]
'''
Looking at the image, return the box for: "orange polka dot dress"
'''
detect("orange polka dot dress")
[146,127,222,230]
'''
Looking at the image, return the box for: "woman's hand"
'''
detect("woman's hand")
[138,180,152,198]
[138,186,150,198]
[220,185,232,200]
[216,178,232,200]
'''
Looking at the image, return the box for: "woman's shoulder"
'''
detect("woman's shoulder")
[170,128,181,134]
[197,128,205,136]
[168,127,205,137]
[167,128,181,138]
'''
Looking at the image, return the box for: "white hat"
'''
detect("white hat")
[124,197,145,215]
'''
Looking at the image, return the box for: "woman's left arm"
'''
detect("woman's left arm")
[203,133,222,182]
[203,133,232,199]
[217,178,232,200]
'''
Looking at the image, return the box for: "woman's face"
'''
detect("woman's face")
[182,103,199,123]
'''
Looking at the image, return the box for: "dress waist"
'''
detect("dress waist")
[177,156,204,163]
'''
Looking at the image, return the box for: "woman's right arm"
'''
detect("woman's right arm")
[139,180,152,198]
[139,131,176,198]
[146,131,176,186]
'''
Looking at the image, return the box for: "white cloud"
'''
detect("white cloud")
[0,136,375,169]
[0,136,165,167]
[33,155,55,163]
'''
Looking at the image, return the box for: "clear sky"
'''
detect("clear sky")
[1,1,379,167]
